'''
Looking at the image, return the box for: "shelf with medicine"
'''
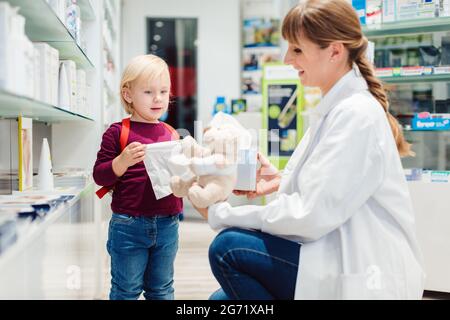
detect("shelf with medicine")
[0,0,123,299]
[354,0,450,294]
[240,0,284,113]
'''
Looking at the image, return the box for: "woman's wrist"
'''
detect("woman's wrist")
[268,175,281,194]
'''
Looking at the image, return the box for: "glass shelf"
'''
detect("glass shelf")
[362,17,450,37]
[379,74,450,84]
[0,90,94,123]
[48,41,94,69]
[5,0,94,69]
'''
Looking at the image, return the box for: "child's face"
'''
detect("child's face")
[126,74,170,123]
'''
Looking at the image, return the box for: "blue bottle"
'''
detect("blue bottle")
[213,96,230,115]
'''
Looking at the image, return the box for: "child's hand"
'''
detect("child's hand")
[112,142,146,177]
[120,142,146,167]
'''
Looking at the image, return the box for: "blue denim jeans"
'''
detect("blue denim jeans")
[107,213,180,300]
[208,227,300,300]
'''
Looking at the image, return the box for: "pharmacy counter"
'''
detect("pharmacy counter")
[0,183,107,299]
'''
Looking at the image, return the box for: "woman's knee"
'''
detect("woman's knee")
[208,227,244,264]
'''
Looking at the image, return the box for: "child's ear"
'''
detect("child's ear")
[122,87,132,104]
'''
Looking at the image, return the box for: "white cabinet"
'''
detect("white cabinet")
[409,181,450,293]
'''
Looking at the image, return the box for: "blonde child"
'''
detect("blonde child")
[93,55,182,300]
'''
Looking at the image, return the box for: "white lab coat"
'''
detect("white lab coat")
[207,67,425,300]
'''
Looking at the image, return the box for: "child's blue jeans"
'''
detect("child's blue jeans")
[208,227,300,300]
[107,213,180,300]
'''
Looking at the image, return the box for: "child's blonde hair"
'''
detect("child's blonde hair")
[120,54,170,114]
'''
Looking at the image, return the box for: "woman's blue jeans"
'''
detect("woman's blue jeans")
[107,213,180,300]
[208,227,301,300]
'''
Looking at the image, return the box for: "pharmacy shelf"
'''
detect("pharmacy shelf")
[107,0,118,13]
[5,0,94,69]
[0,90,94,123]
[379,73,450,84]
[0,182,94,270]
[78,0,96,21]
[103,34,116,67]
[48,41,94,69]
[404,128,450,132]
[103,80,116,103]
[363,17,450,37]
[104,0,118,40]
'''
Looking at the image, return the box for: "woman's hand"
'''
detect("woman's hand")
[192,203,208,219]
[233,152,281,199]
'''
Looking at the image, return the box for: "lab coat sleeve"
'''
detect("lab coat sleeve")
[208,106,385,242]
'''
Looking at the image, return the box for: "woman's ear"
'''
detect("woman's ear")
[329,42,346,63]
[122,87,133,104]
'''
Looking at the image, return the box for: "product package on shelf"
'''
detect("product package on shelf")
[0,2,16,93]
[58,60,77,112]
[18,116,33,192]
[352,0,367,25]
[242,70,263,95]
[242,47,281,71]
[33,43,60,106]
[53,169,89,189]
[366,0,382,25]
[0,2,35,98]
[397,0,439,21]
[382,0,396,23]
[411,112,450,130]
[65,0,82,45]
[441,0,450,17]
[76,69,87,116]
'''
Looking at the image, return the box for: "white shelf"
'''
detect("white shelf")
[5,0,95,69]
[0,89,94,122]
[0,182,94,270]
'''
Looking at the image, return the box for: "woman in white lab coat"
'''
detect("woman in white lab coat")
[192,0,425,300]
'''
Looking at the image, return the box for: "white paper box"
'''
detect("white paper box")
[34,42,59,104]
[235,148,257,191]
[0,2,13,90]
[33,43,52,104]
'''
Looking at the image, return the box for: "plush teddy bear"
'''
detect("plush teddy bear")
[169,124,241,208]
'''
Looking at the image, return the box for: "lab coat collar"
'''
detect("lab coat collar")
[312,64,369,120]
